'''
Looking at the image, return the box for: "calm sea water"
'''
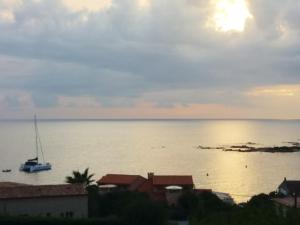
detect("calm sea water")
[1,119,300,202]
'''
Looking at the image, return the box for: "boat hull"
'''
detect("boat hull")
[20,163,51,173]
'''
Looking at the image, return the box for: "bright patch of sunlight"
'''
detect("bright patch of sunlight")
[137,0,151,10]
[247,85,300,97]
[212,0,253,32]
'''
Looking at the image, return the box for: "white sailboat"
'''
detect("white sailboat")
[20,115,52,173]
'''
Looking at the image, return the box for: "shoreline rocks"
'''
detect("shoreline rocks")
[196,141,300,153]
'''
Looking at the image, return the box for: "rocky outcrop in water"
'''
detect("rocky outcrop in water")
[196,142,300,153]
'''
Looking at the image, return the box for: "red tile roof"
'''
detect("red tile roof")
[0,182,28,188]
[0,184,86,200]
[97,174,145,186]
[97,173,195,203]
[152,175,194,186]
[97,172,195,202]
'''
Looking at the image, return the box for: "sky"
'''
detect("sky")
[0,0,300,119]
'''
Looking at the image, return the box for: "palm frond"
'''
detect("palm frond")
[65,168,95,187]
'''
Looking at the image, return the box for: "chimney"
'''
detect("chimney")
[148,172,154,181]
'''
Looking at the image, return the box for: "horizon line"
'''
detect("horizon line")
[1,118,300,121]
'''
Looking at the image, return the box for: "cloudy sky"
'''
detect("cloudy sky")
[0,0,300,119]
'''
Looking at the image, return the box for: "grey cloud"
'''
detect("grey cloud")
[0,0,300,109]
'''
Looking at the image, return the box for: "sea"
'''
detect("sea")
[1,119,300,203]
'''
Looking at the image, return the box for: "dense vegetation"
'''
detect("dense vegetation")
[184,193,300,225]
[88,187,167,225]
[89,188,300,225]
[1,187,300,225]
[177,191,232,222]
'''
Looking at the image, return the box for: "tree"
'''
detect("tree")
[65,168,95,187]
[121,198,167,225]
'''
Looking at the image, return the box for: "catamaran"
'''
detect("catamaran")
[20,115,52,173]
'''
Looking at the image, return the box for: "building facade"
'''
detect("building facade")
[0,183,88,218]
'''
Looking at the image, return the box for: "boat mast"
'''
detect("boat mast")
[34,114,39,163]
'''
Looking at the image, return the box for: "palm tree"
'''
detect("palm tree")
[65,168,95,187]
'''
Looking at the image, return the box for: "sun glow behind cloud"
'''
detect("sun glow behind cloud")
[0,0,22,23]
[137,0,151,10]
[212,0,253,32]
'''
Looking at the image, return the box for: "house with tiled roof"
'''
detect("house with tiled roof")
[274,178,300,209]
[97,172,195,205]
[145,173,194,205]
[0,182,88,218]
[278,178,300,196]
